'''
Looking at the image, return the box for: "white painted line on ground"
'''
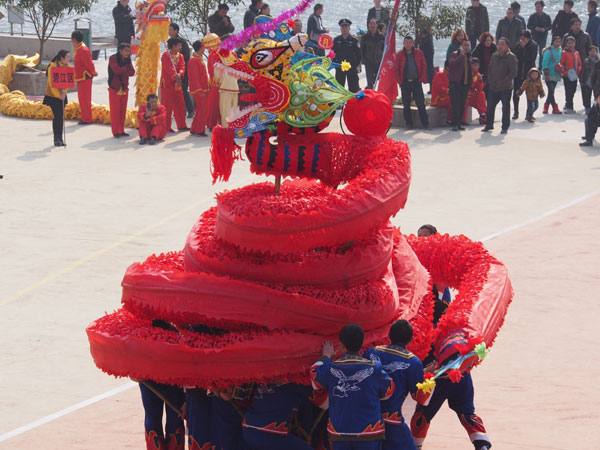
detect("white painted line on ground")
[0,382,136,443]
[1,188,598,442]
[480,189,600,242]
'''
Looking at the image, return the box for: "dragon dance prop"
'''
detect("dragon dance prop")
[86,6,514,390]
[0,0,169,127]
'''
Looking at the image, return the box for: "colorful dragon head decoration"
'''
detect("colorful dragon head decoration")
[133,0,169,107]
[87,2,513,392]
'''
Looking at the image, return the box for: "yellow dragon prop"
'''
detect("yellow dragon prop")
[0,0,169,128]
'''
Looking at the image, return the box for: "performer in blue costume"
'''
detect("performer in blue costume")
[242,382,313,450]
[411,224,491,450]
[364,320,428,450]
[139,320,185,450]
[185,388,214,450]
[310,324,395,450]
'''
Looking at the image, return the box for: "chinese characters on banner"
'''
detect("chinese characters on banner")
[50,66,75,89]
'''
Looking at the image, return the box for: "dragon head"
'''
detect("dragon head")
[134,0,169,38]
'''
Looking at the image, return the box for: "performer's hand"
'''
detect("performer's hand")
[424,361,436,374]
[322,341,335,358]
[219,390,233,401]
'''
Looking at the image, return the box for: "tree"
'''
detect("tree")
[0,0,97,59]
[390,0,465,39]
[166,0,244,36]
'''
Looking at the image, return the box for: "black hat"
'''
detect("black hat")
[339,18,352,27]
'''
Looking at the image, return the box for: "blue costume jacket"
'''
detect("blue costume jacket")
[243,383,312,436]
[363,345,424,425]
[310,354,394,441]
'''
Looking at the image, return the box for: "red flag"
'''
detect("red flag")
[376,0,401,102]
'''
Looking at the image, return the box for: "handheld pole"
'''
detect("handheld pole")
[62,96,67,147]
[139,380,184,419]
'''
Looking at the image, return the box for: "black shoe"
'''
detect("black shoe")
[139,138,148,145]
[406,123,414,130]
[579,140,593,146]
[78,120,92,125]
[461,121,468,126]
[458,126,466,131]
[187,111,195,118]
[446,120,452,126]
[120,132,130,137]
[191,131,207,136]
[54,139,64,147]
[423,124,431,130]
[169,129,175,134]
[149,137,157,145]
[501,128,508,134]
[178,127,190,132]
[512,113,518,120]
[114,134,121,139]
[481,126,493,132]
[452,125,459,131]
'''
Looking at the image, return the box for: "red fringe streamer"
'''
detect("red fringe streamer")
[210,126,242,184]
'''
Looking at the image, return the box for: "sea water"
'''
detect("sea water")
[0,0,587,66]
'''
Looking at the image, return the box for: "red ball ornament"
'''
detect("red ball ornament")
[343,89,393,137]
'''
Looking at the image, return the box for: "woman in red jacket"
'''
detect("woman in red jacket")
[108,43,135,138]
[561,35,583,113]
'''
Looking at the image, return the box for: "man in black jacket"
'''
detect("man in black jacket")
[208,4,235,37]
[243,0,263,29]
[552,0,578,40]
[307,3,328,56]
[562,17,592,60]
[580,93,600,145]
[527,0,552,68]
[168,23,195,118]
[362,19,385,89]
[367,0,390,29]
[513,30,538,119]
[112,0,135,45]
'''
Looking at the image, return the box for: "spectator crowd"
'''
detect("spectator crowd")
[42,0,600,147]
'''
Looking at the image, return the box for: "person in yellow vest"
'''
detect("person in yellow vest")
[43,49,71,146]
[213,45,239,127]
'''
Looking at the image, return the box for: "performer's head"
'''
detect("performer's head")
[217,3,229,16]
[146,93,158,109]
[118,42,131,59]
[192,40,203,54]
[339,324,364,354]
[167,37,183,53]
[169,22,180,39]
[418,224,438,237]
[70,30,83,46]
[50,49,71,68]
[389,320,413,347]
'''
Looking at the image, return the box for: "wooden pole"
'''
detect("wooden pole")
[274,175,281,196]
[139,380,184,419]
[308,408,327,441]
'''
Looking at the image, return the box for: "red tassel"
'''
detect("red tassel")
[448,369,463,383]
[210,126,242,184]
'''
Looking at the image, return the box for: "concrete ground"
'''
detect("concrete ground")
[1,60,599,449]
